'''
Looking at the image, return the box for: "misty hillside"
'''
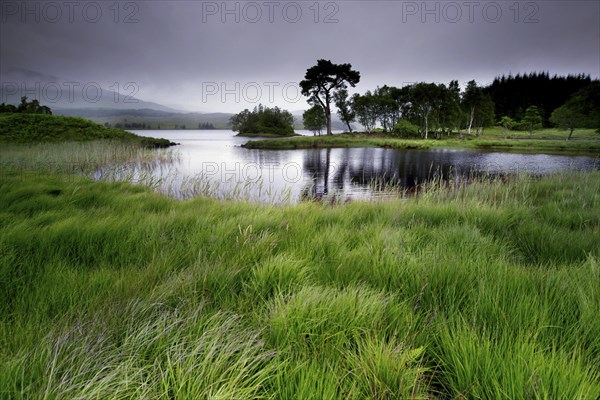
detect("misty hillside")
[0,86,178,113]
[2,69,352,130]
[52,108,233,130]
[0,69,178,112]
[51,108,351,131]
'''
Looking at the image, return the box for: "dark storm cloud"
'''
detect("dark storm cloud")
[1,0,598,112]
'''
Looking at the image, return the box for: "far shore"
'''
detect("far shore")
[235,132,302,138]
[241,130,600,154]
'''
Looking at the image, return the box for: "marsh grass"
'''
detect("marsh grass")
[1,142,299,203]
[4,304,277,399]
[1,142,599,398]
[0,141,178,177]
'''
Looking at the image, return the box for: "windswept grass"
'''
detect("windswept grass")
[0,140,178,176]
[1,167,599,398]
[2,305,277,399]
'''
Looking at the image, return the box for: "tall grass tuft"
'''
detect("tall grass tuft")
[4,303,277,399]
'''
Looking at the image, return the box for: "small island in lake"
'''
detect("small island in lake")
[231,104,300,137]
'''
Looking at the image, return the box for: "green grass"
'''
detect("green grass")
[484,126,599,140]
[0,113,174,148]
[236,132,302,138]
[243,130,600,154]
[0,141,179,188]
[1,162,599,398]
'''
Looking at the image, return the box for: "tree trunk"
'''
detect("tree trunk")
[467,106,474,135]
[424,114,428,140]
[324,90,333,135]
[326,107,332,135]
[314,92,332,136]
[346,120,352,133]
[568,127,574,140]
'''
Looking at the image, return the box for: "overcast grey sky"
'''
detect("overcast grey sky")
[1,0,599,112]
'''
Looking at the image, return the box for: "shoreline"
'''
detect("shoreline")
[241,133,600,154]
[235,132,302,138]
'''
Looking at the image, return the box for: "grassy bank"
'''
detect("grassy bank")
[483,126,599,140]
[1,167,599,398]
[236,132,302,138]
[0,113,175,148]
[242,133,432,150]
[243,131,600,154]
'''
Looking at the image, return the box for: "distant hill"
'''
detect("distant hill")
[0,85,179,113]
[52,108,236,130]
[49,105,356,132]
[54,108,356,131]
[1,68,179,113]
[0,67,356,131]
[54,108,178,118]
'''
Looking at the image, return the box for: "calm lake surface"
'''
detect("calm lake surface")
[115,130,599,202]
